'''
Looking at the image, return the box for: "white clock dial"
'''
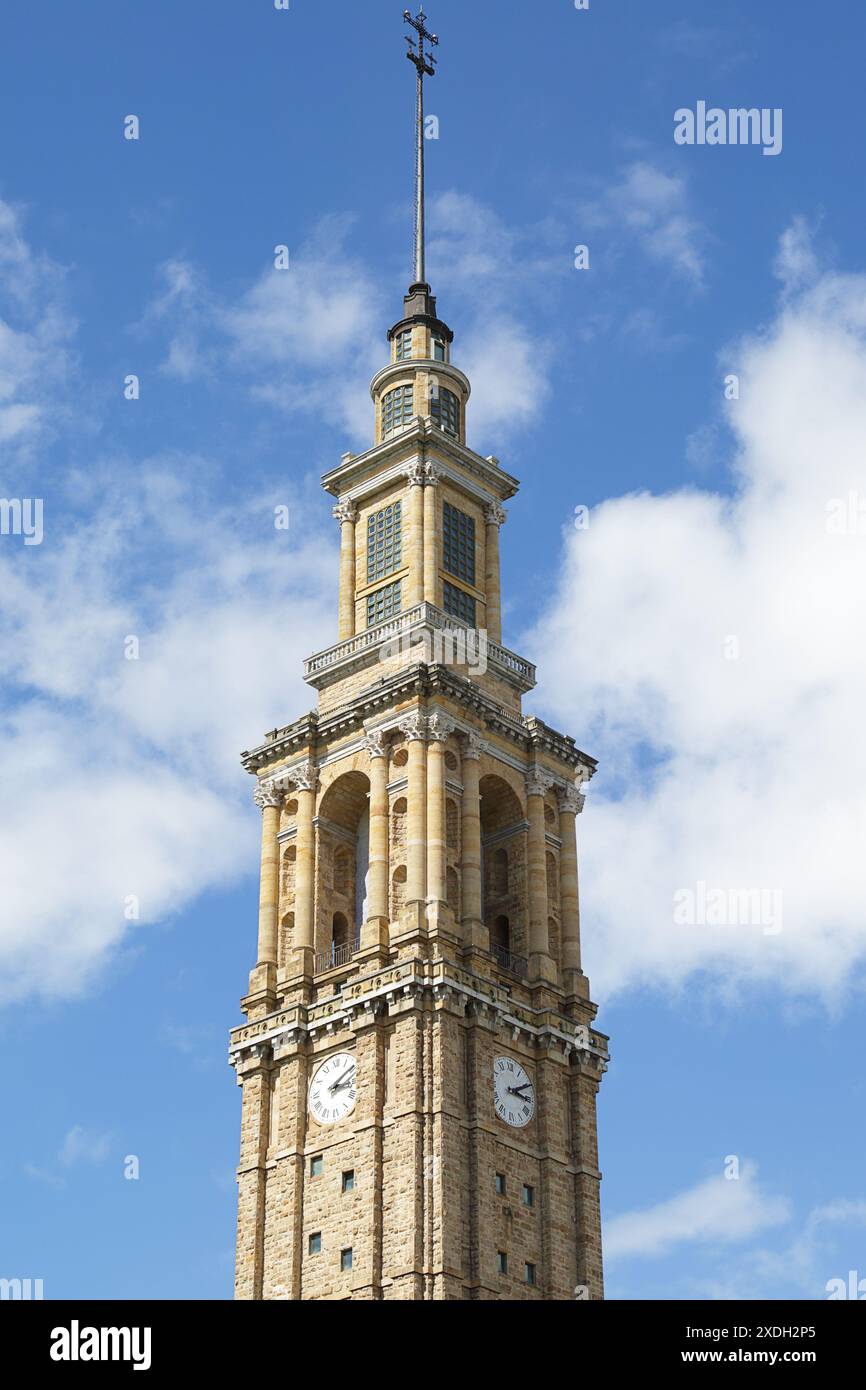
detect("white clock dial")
[309,1052,357,1126]
[493,1056,535,1128]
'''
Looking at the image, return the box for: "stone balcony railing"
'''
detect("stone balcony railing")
[303,602,536,694]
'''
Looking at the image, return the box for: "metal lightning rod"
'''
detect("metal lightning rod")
[403,9,439,287]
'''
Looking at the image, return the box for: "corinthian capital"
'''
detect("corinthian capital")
[364,727,389,760]
[404,461,426,488]
[461,730,487,761]
[525,767,556,799]
[427,712,456,743]
[558,784,586,816]
[332,499,358,525]
[484,501,507,528]
[423,461,441,487]
[398,711,428,743]
[253,781,283,811]
[287,761,319,794]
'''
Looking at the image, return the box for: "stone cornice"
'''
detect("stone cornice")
[229,961,609,1076]
[319,419,519,504]
[241,664,598,785]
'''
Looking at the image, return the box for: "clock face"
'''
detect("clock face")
[493,1056,535,1128]
[309,1052,357,1126]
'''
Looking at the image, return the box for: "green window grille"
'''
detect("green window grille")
[382,384,414,436]
[367,580,402,628]
[431,385,460,437]
[443,501,475,585]
[395,329,412,361]
[443,580,476,626]
[367,501,402,583]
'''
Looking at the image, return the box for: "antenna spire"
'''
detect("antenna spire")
[403,9,439,287]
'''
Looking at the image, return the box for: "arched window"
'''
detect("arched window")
[381,384,414,437]
[546,851,558,907]
[493,847,509,896]
[431,385,460,438]
[334,847,350,897]
[447,866,460,914]
[446,799,459,851]
[391,865,407,919]
[281,844,296,897]
[331,912,349,953]
[492,915,510,952]
[392,797,408,851]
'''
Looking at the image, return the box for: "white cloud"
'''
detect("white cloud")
[0,465,337,1005]
[605,1162,790,1260]
[774,214,820,294]
[24,1124,113,1187]
[583,162,707,288]
[0,200,75,447]
[529,228,866,1004]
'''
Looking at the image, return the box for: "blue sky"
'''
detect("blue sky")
[1,0,865,1300]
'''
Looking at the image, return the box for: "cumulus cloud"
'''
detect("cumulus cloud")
[605,1162,790,1260]
[0,464,337,1005]
[528,228,866,1004]
[583,162,707,289]
[0,199,75,447]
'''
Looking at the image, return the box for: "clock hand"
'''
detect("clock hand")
[329,1069,356,1094]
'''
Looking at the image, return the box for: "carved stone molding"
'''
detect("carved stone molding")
[423,461,441,488]
[285,761,319,794]
[404,461,427,488]
[253,782,283,812]
[427,711,456,743]
[525,768,557,799]
[398,711,428,742]
[332,499,358,525]
[484,501,507,528]
[461,730,486,761]
[558,784,586,816]
[364,727,389,760]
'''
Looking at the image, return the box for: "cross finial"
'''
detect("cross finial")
[403,9,440,287]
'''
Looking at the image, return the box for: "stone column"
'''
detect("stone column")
[400,712,428,931]
[426,711,454,931]
[333,500,358,640]
[292,762,318,972]
[460,731,487,950]
[423,463,440,606]
[405,463,426,608]
[526,768,556,981]
[484,502,506,645]
[362,729,390,954]
[558,784,586,980]
[253,782,283,970]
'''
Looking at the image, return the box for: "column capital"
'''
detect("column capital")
[253,781,283,811]
[286,760,319,794]
[423,461,441,488]
[427,711,456,743]
[558,784,586,816]
[404,461,427,488]
[398,711,428,742]
[525,767,557,799]
[332,498,358,525]
[484,500,507,528]
[461,730,487,761]
[364,727,390,760]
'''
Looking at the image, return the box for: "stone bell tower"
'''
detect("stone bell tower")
[230,8,609,1302]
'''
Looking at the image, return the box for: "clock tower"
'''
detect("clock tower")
[230,9,609,1301]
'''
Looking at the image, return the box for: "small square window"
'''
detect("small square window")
[525,1262,536,1286]
[522,1184,534,1208]
[310,1154,323,1177]
[494,1172,506,1196]
[341,1247,353,1272]
[497,1251,508,1275]
[342,1170,355,1193]
[308,1232,321,1255]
